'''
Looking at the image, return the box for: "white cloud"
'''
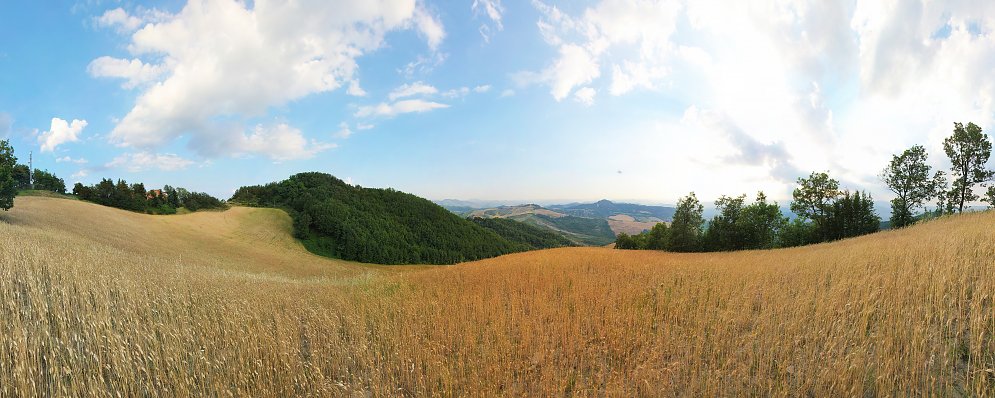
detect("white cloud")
[88,56,166,89]
[573,86,596,106]
[443,87,471,98]
[389,81,438,100]
[400,52,447,78]
[356,123,375,130]
[39,118,87,153]
[236,123,335,160]
[525,0,682,100]
[682,106,802,183]
[604,0,995,199]
[95,8,143,31]
[346,80,368,97]
[236,124,336,161]
[413,7,446,51]
[500,89,515,97]
[356,99,449,118]
[441,85,491,98]
[513,0,995,199]
[535,43,601,101]
[107,152,195,172]
[95,0,444,158]
[473,0,504,42]
[56,156,88,165]
[95,7,169,33]
[334,123,354,139]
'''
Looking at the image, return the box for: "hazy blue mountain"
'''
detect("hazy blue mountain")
[549,199,675,222]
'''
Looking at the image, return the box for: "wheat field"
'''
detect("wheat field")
[0,196,993,396]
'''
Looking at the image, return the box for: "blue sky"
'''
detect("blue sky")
[2,1,995,207]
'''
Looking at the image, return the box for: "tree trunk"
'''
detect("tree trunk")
[959,162,968,213]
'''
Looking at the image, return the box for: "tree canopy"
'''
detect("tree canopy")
[0,140,16,211]
[943,122,994,213]
[74,179,225,214]
[32,169,66,194]
[880,145,944,228]
[468,217,575,250]
[619,192,789,252]
[618,171,881,253]
[668,192,705,252]
[790,171,840,238]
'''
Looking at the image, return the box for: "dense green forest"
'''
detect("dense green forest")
[533,214,616,245]
[230,172,558,265]
[468,217,575,250]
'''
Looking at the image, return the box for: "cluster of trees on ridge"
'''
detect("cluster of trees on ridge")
[615,175,879,251]
[73,180,226,214]
[12,165,66,194]
[617,122,995,252]
[230,172,571,265]
[0,140,225,214]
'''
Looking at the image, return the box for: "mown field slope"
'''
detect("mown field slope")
[1,196,994,396]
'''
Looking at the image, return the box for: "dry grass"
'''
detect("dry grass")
[606,215,663,235]
[0,196,993,396]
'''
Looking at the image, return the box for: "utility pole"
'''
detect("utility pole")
[28,150,33,189]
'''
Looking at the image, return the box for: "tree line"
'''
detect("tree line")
[11,165,67,194]
[73,180,226,214]
[0,139,225,214]
[617,121,995,252]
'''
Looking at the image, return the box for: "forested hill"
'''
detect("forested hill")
[469,217,575,249]
[229,172,562,265]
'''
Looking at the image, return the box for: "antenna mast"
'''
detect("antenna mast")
[28,150,33,189]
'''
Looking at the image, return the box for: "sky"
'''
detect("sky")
[2,0,995,206]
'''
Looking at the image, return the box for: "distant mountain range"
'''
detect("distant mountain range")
[441,200,675,246]
[549,199,675,222]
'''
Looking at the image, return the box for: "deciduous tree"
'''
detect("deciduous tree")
[943,122,994,212]
[644,222,669,250]
[0,140,16,211]
[880,145,944,227]
[791,171,840,239]
[32,169,66,194]
[738,192,788,249]
[704,194,746,251]
[668,192,705,252]
[11,164,29,189]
